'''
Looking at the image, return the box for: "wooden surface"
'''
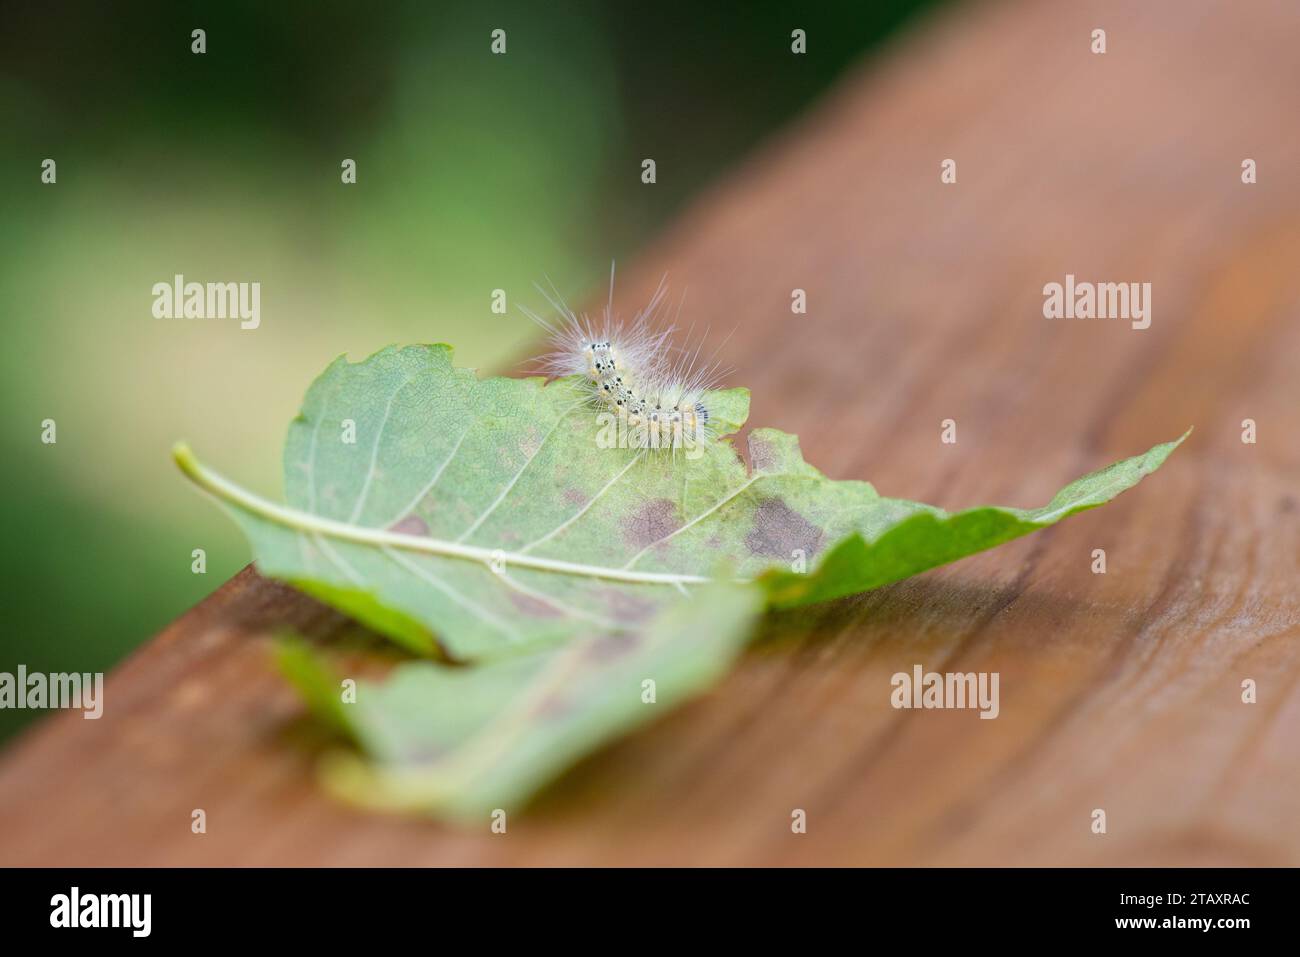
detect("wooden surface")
[2,0,1298,866]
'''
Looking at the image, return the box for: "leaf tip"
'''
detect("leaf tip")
[172,441,198,476]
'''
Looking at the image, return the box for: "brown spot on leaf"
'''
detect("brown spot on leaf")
[601,588,658,624]
[564,487,588,507]
[745,497,822,559]
[584,633,641,663]
[508,591,564,619]
[621,498,680,550]
[532,695,572,719]
[388,515,430,536]
[749,435,777,472]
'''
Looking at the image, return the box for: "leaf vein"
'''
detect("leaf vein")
[454,400,586,544]
[622,474,763,569]
[519,450,645,554]
[382,546,522,643]
[348,372,418,524]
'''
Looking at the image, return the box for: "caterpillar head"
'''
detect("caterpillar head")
[587,340,616,381]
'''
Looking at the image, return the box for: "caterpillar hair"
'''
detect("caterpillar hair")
[521,265,726,453]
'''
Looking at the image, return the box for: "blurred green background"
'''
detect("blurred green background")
[0,0,941,741]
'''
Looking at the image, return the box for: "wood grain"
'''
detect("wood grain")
[1,0,1297,865]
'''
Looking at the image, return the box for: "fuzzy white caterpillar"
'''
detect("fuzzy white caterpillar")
[523,266,724,454]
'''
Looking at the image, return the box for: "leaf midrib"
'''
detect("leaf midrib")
[175,443,718,587]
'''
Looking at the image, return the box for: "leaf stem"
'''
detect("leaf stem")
[172,443,716,588]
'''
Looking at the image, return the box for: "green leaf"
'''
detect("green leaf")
[175,343,1186,819]
[174,343,1187,662]
[277,581,761,819]
[759,429,1189,607]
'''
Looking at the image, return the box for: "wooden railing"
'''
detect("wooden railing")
[1,0,1297,865]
